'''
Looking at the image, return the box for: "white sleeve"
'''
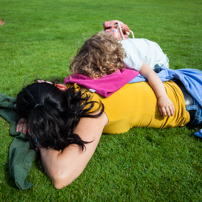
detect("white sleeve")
[120,39,144,71]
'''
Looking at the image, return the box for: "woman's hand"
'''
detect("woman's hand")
[16,118,28,134]
[157,95,175,117]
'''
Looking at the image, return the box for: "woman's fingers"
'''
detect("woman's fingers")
[16,118,28,134]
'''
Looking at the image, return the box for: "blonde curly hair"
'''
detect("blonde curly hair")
[69,31,125,78]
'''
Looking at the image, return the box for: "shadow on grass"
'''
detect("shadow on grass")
[3,162,17,189]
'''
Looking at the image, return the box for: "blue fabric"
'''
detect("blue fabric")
[186,98,202,126]
[128,66,202,137]
[194,129,202,138]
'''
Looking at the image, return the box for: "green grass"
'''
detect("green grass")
[1,0,202,201]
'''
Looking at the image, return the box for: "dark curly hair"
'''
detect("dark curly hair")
[69,31,125,78]
[16,82,104,153]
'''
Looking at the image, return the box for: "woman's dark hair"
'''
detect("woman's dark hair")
[16,82,104,153]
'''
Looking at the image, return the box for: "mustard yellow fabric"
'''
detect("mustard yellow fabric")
[88,81,190,134]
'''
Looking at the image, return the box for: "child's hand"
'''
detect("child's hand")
[157,96,175,117]
[16,118,28,134]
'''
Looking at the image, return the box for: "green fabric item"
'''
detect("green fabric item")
[0,93,36,190]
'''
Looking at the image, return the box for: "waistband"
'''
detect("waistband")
[174,80,195,122]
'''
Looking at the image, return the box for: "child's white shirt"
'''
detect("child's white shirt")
[120,38,169,71]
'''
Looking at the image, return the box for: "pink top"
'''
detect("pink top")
[64,69,139,97]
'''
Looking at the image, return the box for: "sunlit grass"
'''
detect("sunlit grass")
[1,0,202,201]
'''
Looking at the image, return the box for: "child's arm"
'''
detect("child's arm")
[139,62,175,117]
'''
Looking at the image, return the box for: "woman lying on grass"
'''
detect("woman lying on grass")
[16,73,202,189]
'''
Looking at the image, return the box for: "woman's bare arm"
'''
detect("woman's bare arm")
[39,112,108,189]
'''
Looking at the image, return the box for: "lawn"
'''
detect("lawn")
[1,0,202,201]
